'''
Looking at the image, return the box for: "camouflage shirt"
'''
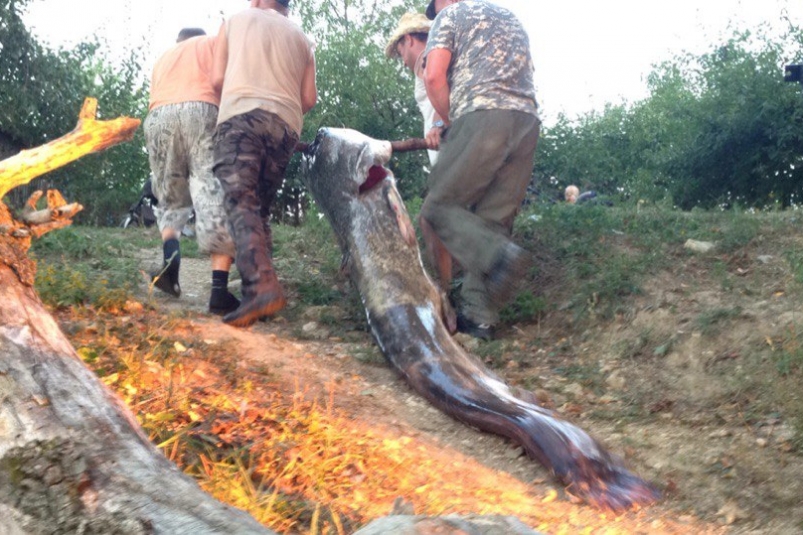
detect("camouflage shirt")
[424,0,538,121]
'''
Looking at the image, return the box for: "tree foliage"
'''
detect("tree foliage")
[0,0,149,224]
[10,1,803,218]
[536,22,803,209]
[273,0,430,222]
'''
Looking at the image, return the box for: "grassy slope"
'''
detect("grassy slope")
[29,202,803,532]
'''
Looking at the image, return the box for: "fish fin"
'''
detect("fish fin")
[440,290,457,333]
[385,186,417,247]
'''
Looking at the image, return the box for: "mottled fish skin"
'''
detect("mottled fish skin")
[300,128,659,510]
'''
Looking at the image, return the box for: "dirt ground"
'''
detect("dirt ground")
[138,244,803,534]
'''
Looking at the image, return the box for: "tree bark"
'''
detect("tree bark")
[0,263,275,534]
[0,100,275,534]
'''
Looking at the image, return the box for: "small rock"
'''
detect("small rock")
[756,438,767,448]
[708,429,732,439]
[605,371,627,390]
[717,501,748,525]
[563,382,585,398]
[775,423,796,443]
[353,514,543,535]
[757,255,773,264]
[504,446,524,460]
[684,239,716,253]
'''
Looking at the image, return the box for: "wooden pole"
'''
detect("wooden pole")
[295,137,429,154]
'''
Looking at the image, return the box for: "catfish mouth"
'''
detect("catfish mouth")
[359,165,389,194]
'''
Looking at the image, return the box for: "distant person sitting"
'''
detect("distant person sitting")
[565,185,580,204]
[565,184,600,205]
[144,27,240,315]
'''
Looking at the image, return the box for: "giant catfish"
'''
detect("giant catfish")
[299,127,659,510]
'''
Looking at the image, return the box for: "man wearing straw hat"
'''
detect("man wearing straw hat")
[386,13,454,299]
[385,12,444,166]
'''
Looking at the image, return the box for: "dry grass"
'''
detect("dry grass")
[56,302,711,535]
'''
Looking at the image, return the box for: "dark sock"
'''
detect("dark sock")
[209,270,240,314]
[211,269,229,291]
[162,238,180,279]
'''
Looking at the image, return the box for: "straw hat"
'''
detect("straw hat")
[385,12,431,58]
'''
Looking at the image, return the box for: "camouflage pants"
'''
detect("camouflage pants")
[213,109,298,298]
[421,109,540,325]
[144,102,235,257]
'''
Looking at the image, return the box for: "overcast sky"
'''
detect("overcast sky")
[21,0,803,125]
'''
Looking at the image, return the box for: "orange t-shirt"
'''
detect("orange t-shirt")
[213,8,314,135]
[148,36,219,111]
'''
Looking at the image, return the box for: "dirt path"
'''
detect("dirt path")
[138,251,802,534]
[141,253,546,482]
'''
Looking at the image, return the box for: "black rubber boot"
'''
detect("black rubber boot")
[150,238,181,297]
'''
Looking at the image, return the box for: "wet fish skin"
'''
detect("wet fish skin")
[300,128,659,510]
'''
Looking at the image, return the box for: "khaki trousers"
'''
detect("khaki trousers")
[421,109,540,325]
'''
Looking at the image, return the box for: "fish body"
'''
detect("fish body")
[300,128,659,510]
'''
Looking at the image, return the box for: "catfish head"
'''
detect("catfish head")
[300,127,456,331]
[303,128,392,198]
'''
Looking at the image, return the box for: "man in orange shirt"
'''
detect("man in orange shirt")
[144,27,239,315]
[212,0,317,327]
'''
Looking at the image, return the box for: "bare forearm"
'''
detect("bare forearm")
[424,48,453,123]
[427,84,450,123]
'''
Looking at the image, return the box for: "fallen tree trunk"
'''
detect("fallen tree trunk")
[0,100,274,533]
[0,264,273,533]
[0,264,269,534]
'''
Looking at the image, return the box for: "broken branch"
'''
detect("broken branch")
[0,97,141,199]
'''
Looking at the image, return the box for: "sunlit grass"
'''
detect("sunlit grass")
[61,305,593,534]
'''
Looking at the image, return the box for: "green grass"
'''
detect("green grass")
[30,225,205,309]
[31,227,152,308]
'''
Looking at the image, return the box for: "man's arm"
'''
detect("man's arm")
[211,23,228,97]
[424,48,452,124]
[301,53,318,114]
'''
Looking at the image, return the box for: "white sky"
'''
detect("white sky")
[21,0,803,126]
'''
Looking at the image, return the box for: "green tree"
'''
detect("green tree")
[659,29,803,208]
[535,22,803,209]
[273,0,429,222]
[0,0,149,224]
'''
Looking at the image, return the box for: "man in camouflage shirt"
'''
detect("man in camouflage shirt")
[421,0,540,340]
